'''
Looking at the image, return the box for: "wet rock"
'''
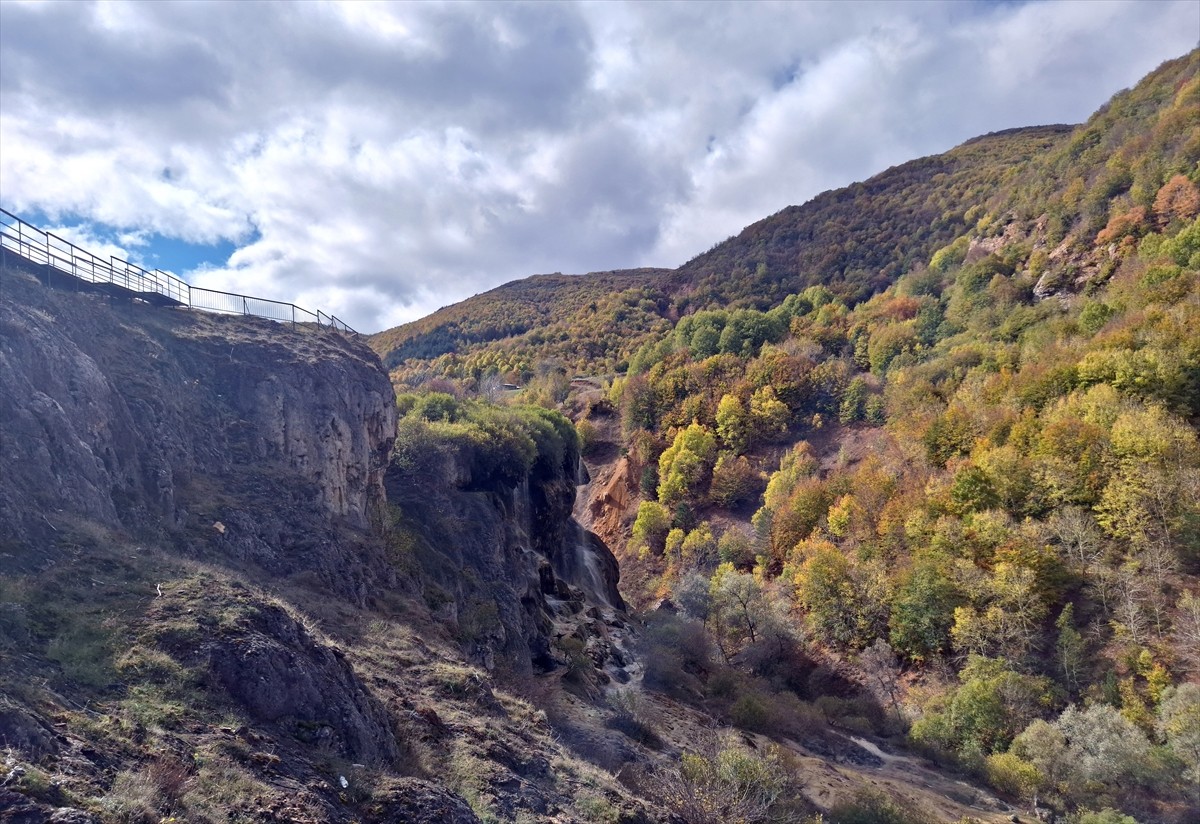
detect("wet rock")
[385,436,625,677]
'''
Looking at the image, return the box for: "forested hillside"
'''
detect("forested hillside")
[372,49,1200,823]
[367,126,1073,383]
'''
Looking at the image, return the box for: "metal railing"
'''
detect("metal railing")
[0,208,356,334]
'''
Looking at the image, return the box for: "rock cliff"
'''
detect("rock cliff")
[0,265,648,823]
[0,269,396,601]
[384,422,630,678]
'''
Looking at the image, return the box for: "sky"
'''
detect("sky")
[1,1,1196,333]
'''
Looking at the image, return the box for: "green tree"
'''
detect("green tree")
[868,323,918,374]
[839,376,869,424]
[632,500,672,555]
[717,527,757,568]
[889,559,962,662]
[681,522,718,569]
[1157,683,1200,797]
[658,422,718,508]
[1010,719,1070,808]
[930,235,970,273]
[412,391,461,422]
[749,385,790,442]
[794,545,858,647]
[913,657,1057,761]
[949,464,1000,514]
[716,394,751,453]
[770,479,832,561]
[709,563,771,661]
[923,404,978,466]
[1055,703,1151,795]
[951,563,1048,662]
[1054,604,1085,694]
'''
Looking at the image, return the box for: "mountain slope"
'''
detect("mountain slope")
[373,49,1200,824]
[370,51,1198,389]
[368,127,1070,382]
[668,125,1072,307]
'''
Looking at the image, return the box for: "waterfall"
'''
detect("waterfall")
[511,476,533,551]
[572,519,616,610]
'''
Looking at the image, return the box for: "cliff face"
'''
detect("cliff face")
[0,266,650,824]
[0,270,396,598]
[384,430,629,678]
[1,264,626,664]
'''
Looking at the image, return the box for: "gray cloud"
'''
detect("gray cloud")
[0,3,231,112]
[0,0,1196,332]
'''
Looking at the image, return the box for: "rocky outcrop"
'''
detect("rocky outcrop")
[146,577,401,766]
[583,455,639,552]
[365,778,482,824]
[0,270,395,600]
[0,788,97,824]
[385,430,628,676]
[0,705,63,760]
[0,264,645,821]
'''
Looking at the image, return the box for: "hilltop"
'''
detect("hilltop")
[368,125,1072,381]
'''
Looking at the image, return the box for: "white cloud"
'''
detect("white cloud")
[1,0,1196,332]
[41,223,137,269]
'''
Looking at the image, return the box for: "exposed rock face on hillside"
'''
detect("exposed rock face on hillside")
[125,573,403,767]
[0,270,396,600]
[0,266,653,824]
[385,432,630,678]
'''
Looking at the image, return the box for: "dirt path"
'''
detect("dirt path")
[785,732,1018,823]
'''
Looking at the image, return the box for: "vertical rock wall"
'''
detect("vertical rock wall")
[0,272,396,592]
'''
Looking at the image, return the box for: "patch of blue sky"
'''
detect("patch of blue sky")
[14,208,240,278]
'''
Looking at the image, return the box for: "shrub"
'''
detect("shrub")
[1078,301,1115,335]
[983,751,1040,800]
[1076,810,1138,824]
[662,744,786,824]
[607,687,663,749]
[576,418,600,456]
[412,391,461,422]
[709,455,763,509]
[730,693,771,731]
[717,527,756,568]
[828,788,934,824]
[574,791,620,824]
